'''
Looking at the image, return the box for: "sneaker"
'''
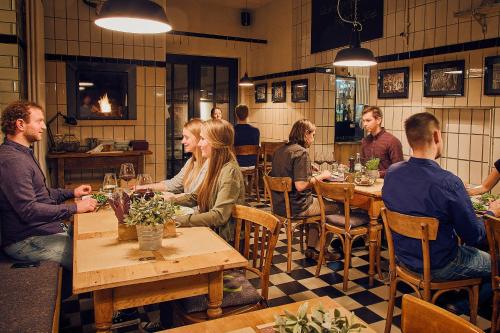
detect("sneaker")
[111,309,140,329]
[139,320,165,333]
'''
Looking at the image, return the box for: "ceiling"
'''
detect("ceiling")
[200,0,274,9]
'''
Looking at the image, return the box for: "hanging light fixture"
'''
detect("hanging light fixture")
[333,0,377,67]
[239,0,254,87]
[95,0,172,34]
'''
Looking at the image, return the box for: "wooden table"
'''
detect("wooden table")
[47,150,152,188]
[73,210,248,333]
[164,296,376,333]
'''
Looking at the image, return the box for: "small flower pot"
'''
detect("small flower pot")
[136,224,164,251]
[367,169,380,180]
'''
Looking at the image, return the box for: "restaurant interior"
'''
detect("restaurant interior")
[0,0,499,332]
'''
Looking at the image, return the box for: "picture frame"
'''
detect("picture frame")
[272,81,286,103]
[423,60,465,97]
[291,79,308,102]
[377,67,409,99]
[484,55,500,95]
[254,83,267,103]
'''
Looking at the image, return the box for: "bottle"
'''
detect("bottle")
[354,153,362,172]
[348,155,355,173]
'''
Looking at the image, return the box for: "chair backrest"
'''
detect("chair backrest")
[485,214,500,288]
[234,145,260,169]
[261,141,285,175]
[401,294,484,333]
[263,175,292,219]
[313,181,355,232]
[381,208,439,298]
[232,205,281,300]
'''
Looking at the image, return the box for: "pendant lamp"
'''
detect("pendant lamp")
[333,0,377,67]
[95,0,172,34]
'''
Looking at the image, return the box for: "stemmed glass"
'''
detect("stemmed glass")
[119,163,135,189]
[136,173,153,189]
[102,173,118,195]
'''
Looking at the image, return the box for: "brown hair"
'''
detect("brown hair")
[210,107,222,119]
[1,100,42,135]
[182,118,206,191]
[234,104,249,121]
[362,106,383,119]
[404,112,440,148]
[197,119,237,212]
[288,119,316,148]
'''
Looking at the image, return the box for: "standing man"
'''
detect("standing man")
[0,100,97,269]
[233,104,260,167]
[361,106,403,177]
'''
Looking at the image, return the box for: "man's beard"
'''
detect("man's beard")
[24,132,41,143]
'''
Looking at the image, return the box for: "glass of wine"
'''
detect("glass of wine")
[102,173,118,195]
[119,163,135,189]
[135,173,154,200]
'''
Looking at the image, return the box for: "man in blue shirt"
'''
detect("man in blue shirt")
[234,104,260,167]
[383,112,498,301]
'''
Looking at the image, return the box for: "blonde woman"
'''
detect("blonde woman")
[135,119,207,194]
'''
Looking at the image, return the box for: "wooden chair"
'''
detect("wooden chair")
[259,141,285,201]
[173,205,281,324]
[263,175,320,273]
[381,207,482,333]
[485,214,500,333]
[235,145,261,202]
[313,181,370,291]
[401,294,484,333]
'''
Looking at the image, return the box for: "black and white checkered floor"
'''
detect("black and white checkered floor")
[60,196,494,333]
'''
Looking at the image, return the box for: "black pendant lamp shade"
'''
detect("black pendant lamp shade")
[95,0,172,34]
[239,72,254,87]
[333,28,377,67]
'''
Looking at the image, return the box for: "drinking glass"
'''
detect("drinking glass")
[119,163,135,188]
[136,173,153,189]
[102,173,118,194]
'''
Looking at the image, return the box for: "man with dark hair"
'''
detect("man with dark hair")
[361,106,403,177]
[383,112,498,313]
[233,104,260,167]
[0,100,97,269]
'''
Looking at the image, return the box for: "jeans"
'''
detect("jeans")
[4,227,72,270]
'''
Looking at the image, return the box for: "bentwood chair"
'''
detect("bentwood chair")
[235,145,261,202]
[401,294,484,333]
[381,207,482,333]
[485,214,500,333]
[173,205,280,324]
[259,141,285,201]
[264,175,320,273]
[313,181,370,291]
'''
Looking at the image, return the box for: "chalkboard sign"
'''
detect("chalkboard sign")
[311,0,384,54]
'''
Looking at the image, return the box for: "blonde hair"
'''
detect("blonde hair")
[197,119,236,212]
[182,118,206,191]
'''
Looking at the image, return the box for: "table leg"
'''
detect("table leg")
[94,289,113,333]
[368,215,378,287]
[207,271,223,319]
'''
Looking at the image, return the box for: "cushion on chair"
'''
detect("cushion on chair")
[179,269,263,314]
[326,210,370,227]
[239,166,256,172]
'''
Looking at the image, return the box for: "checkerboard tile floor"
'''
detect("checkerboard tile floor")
[60,196,493,333]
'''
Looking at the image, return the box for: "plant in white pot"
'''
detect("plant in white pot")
[364,158,380,180]
[124,193,176,251]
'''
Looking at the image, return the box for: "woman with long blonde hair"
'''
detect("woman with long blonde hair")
[135,118,207,194]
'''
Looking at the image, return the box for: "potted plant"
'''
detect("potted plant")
[124,193,177,250]
[364,158,380,180]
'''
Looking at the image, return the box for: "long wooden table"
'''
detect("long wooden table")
[73,210,248,333]
[164,296,376,333]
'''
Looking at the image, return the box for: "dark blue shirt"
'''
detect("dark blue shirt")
[234,124,260,167]
[382,157,486,272]
[0,139,76,246]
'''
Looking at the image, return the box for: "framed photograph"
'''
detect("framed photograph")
[377,67,409,99]
[484,56,500,95]
[254,83,267,103]
[291,79,308,102]
[423,60,465,97]
[272,81,286,103]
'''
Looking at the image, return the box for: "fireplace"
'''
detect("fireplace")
[66,61,137,120]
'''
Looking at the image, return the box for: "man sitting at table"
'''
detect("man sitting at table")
[234,104,260,168]
[382,112,499,312]
[361,106,403,177]
[0,100,97,270]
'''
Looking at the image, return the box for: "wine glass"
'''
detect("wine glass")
[314,151,325,171]
[136,173,153,189]
[102,173,117,195]
[119,163,135,189]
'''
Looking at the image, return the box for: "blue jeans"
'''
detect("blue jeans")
[4,229,72,270]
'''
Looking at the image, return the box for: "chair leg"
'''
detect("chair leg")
[287,220,293,273]
[492,290,499,333]
[376,230,383,279]
[467,284,479,325]
[315,230,327,277]
[299,224,305,253]
[254,173,260,202]
[343,236,352,292]
[385,279,398,333]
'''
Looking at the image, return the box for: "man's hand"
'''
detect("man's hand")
[488,199,500,217]
[316,170,332,181]
[74,184,92,198]
[76,198,97,213]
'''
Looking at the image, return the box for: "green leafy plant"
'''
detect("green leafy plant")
[273,302,365,333]
[91,192,108,205]
[472,193,500,212]
[364,158,380,171]
[124,193,177,226]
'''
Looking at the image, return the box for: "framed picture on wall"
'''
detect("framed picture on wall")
[291,79,308,102]
[255,83,267,103]
[272,81,286,103]
[484,56,500,95]
[423,60,465,97]
[377,67,409,99]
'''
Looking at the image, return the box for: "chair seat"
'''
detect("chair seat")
[240,166,255,172]
[326,211,370,227]
[397,265,482,288]
[179,269,263,314]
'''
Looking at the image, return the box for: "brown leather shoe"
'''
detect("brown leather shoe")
[304,248,318,259]
[314,249,341,262]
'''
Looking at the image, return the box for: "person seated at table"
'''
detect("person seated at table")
[383,112,499,313]
[210,107,222,120]
[0,100,97,270]
[135,118,208,195]
[233,104,260,168]
[467,158,500,196]
[270,119,340,261]
[361,106,403,177]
